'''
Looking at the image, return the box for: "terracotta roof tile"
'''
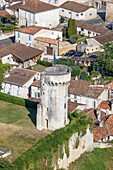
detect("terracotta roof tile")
[35,37,59,45]
[20,0,58,13]
[0,10,10,17]
[68,101,78,113]
[4,68,37,86]
[7,2,23,10]
[60,1,92,13]
[97,101,111,110]
[94,32,113,45]
[15,26,50,35]
[32,80,40,87]
[69,79,104,98]
[0,43,43,61]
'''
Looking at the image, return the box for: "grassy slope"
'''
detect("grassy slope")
[69,148,113,170]
[0,100,50,162]
[33,64,47,72]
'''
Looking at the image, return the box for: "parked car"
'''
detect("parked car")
[73,52,84,57]
[106,22,113,30]
[65,50,76,57]
[88,54,98,59]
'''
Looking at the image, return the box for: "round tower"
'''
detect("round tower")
[36,65,71,131]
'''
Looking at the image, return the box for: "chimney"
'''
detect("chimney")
[96,109,101,121]
[99,120,104,128]
[22,0,26,5]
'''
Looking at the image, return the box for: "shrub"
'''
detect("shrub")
[69,34,78,44]
[37,60,52,67]
[60,16,65,23]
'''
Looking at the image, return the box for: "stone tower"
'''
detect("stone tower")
[36,65,71,131]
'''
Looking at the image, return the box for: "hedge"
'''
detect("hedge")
[37,60,52,67]
[0,92,38,109]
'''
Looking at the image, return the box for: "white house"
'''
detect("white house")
[19,0,60,28]
[0,43,43,68]
[60,1,97,21]
[1,67,39,99]
[68,79,108,109]
[14,26,62,55]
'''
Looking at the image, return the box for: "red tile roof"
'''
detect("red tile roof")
[20,0,58,13]
[94,32,113,45]
[4,68,37,86]
[32,80,40,87]
[97,101,111,110]
[7,2,23,10]
[0,10,10,17]
[15,26,50,35]
[60,1,92,13]
[68,101,78,113]
[35,37,59,45]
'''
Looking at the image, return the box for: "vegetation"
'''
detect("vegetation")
[0,60,10,90]
[3,110,92,170]
[67,18,77,37]
[69,34,78,44]
[0,100,49,162]
[94,42,113,76]
[69,148,113,170]
[60,16,65,23]
[0,92,38,109]
[57,58,81,77]
[37,60,52,67]
[33,64,47,72]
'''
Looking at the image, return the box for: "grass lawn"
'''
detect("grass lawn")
[69,148,113,170]
[33,64,47,72]
[0,100,51,163]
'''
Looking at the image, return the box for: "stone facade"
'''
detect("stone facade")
[106,2,113,23]
[36,65,71,131]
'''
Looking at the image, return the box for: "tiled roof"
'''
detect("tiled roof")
[60,1,91,13]
[0,10,10,17]
[15,26,50,35]
[76,20,109,35]
[7,2,23,10]
[35,37,59,45]
[32,80,40,87]
[0,43,43,61]
[94,32,113,45]
[84,108,97,121]
[69,79,104,98]
[20,0,58,13]
[97,101,111,110]
[104,81,113,89]
[94,115,113,141]
[4,68,37,86]
[68,101,78,113]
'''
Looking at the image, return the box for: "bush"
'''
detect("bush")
[69,34,78,44]
[0,92,38,109]
[60,16,65,23]
[37,60,52,67]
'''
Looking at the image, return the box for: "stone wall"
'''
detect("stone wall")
[54,128,93,170]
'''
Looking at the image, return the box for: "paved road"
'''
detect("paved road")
[0,36,15,48]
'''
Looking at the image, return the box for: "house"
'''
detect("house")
[31,80,40,99]
[19,0,59,28]
[76,20,108,37]
[60,1,97,21]
[1,67,39,98]
[15,26,62,55]
[68,79,108,109]
[72,57,95,66]
[6,1,23,18]
[0,43,43,68]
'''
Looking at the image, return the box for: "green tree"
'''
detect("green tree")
[67,18,77,37]
[94,42,113,76]
[69,34,78,44]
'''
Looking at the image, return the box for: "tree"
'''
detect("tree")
[94,42,113,76]
[80,71,87,80]
[67,18,77,37]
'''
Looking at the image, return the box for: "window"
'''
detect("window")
[29,42,31,46]
[18,32,20,38]
[89,13,92,15]
[88,31,91,34]
[29,35,31,41]
[35,92,38,98]
[81,13,83,15]
[81,28,84,31]
[64,103,66,109]
[69,12,71,14]
[76,14,79,16]
[62,10,64,12]
[17,89,20,96]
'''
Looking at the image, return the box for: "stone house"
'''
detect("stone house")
[1,67,39,98]
[60,1,97,21]
[68,79,108,109]
[0,43,43,68]
[15,26,62,55]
